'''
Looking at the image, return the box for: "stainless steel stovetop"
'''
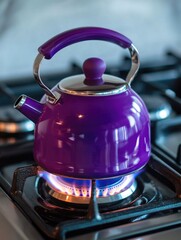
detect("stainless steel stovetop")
[0,53,181,240]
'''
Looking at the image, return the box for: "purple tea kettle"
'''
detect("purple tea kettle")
[14,27,150,179]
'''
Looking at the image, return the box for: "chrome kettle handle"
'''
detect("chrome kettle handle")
[33,27,140,103]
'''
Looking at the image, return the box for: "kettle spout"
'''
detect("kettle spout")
[14,95,44,123]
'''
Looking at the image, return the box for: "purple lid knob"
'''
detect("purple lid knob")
[83,58,106,85]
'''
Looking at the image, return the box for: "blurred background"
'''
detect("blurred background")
[0,0,181,81]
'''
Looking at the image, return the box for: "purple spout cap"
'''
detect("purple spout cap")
[83,58,106,85]
[14,95,44,123]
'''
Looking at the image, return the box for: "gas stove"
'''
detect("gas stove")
[0,52,181,240]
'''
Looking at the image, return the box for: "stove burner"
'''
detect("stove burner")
[140,94,172,121]
[38,171,137,204]
[0,106,34,134]
[35,169,160,220]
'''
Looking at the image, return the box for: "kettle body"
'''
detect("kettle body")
[14,27,150,179]
[35,85,150,178]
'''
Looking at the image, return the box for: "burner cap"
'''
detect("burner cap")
[0,106,34,134]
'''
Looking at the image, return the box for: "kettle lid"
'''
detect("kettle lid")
[58,57,128,96]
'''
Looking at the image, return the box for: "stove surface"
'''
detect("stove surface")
[0,188,43,240]
[0,52,181,239]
